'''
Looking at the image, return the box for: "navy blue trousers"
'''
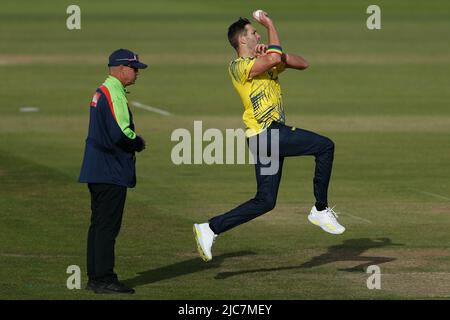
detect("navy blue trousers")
[87,183,127,282]
[209,122,335,235]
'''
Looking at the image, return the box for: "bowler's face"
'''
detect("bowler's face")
[243,24,261,52]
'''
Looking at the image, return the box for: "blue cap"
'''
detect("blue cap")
[108,48,148,69]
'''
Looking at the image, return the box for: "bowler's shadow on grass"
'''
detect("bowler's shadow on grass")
[123,251,255,288]
[215,238,403,280]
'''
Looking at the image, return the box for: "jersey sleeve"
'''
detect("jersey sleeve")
[97,88,142,153]
[228,57,256,84]
[110,96,137,140]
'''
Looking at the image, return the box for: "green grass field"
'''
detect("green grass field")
[1,0,450,300]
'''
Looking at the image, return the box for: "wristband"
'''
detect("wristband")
[267,45,283,55]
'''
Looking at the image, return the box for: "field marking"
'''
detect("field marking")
[3,53,450,66]
[0,252,146,259]
[130,101,171,116]
[19,107,39,112]
[340,211,373,224]
[0,253,77,258]
[384,272,450,275]
[414,189,450,201]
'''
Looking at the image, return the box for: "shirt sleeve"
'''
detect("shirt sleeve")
[228,57,256,84]
[111,96,137,140]
[98,91,141,153]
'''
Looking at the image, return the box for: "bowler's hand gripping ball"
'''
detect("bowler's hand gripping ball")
[252,9,264,22]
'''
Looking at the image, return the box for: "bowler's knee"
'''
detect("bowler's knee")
[265,196,277,212]
[256,196,277,213]
[321,137,335,153]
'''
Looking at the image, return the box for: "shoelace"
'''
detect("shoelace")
[325,206,339,221]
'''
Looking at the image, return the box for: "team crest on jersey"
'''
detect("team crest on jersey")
[90,92,101,107]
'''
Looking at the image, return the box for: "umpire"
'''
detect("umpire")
[79,49,147,294]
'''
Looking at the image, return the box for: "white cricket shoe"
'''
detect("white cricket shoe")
[193,223,217,262]
[308,206,345,235]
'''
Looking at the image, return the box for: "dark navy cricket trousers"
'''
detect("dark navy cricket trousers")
[209,121,335,235]
[87,183,127,282]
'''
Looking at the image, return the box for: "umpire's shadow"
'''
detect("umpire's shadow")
[123,251,255,288]
[215,238,403,280]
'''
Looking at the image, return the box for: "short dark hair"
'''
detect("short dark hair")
[227,17,251,50]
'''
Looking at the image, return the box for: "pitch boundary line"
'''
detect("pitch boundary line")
[130,101,171,116]
[340,211,373,224]
[414,189,450,201]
